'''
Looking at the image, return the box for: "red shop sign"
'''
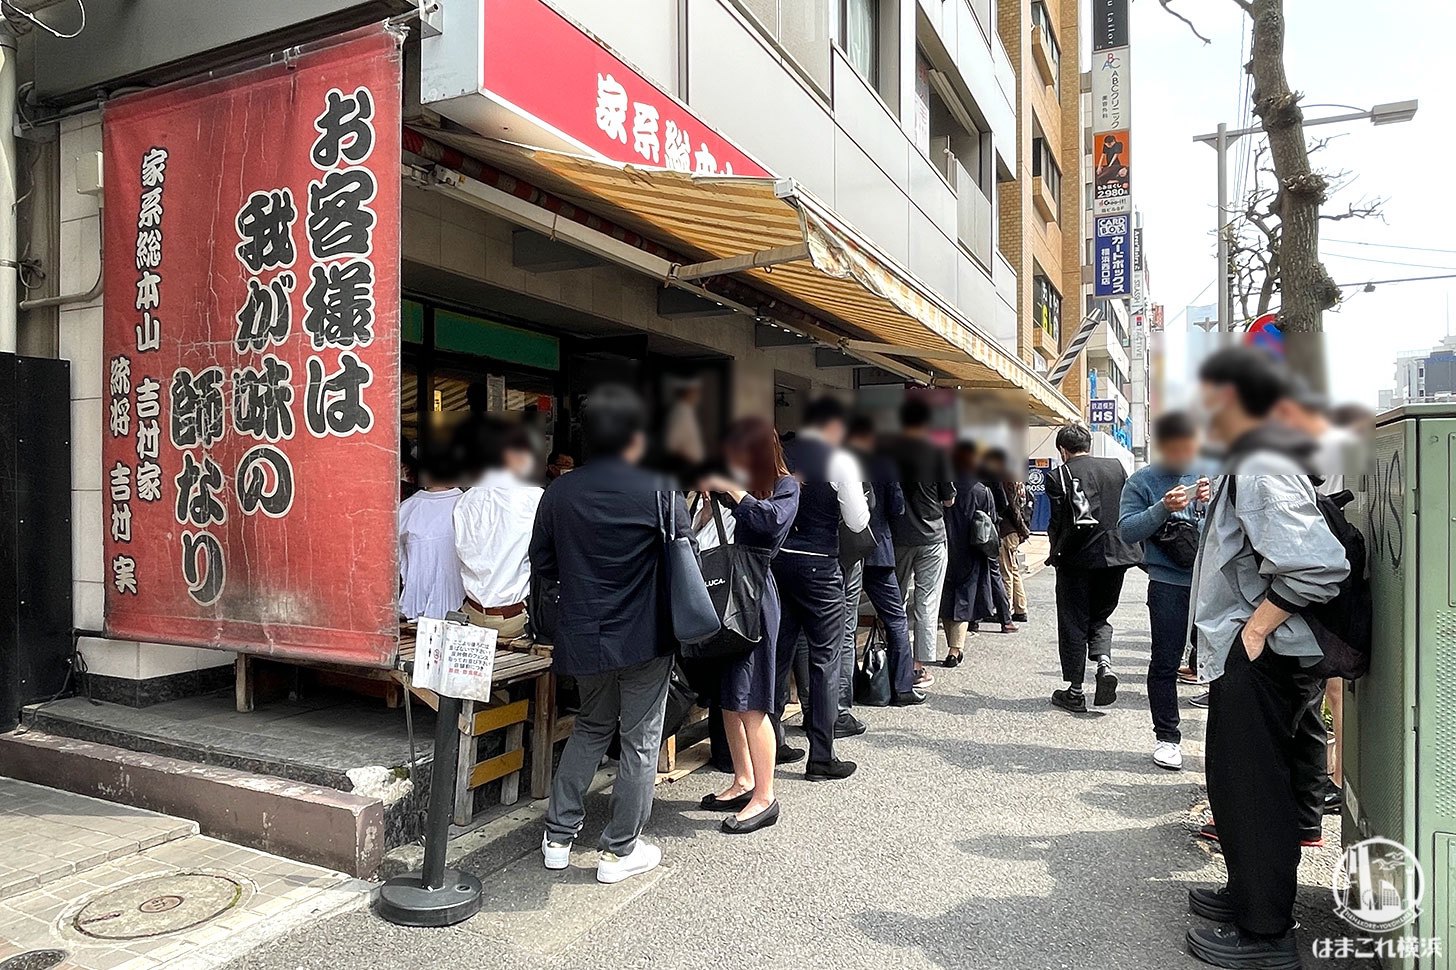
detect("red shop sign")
[100,28,403,667]
[430,0,770,178]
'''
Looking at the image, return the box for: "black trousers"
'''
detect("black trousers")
[1206,639,1325,936]
[1292,678,1331,839]
[1054,566,1127,686]
[771,554,844,764]
[1146,580,1190,744]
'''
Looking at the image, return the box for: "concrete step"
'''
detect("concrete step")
[0,730,386,878]
[0,778,196,901]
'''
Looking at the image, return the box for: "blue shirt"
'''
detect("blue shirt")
[1117,463,1209,587]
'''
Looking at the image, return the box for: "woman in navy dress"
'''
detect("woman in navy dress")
[941,440,1011,663]
[694,417,798,833]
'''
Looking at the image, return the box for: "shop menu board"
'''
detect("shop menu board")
[100,28,402,667]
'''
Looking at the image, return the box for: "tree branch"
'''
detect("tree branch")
[1157,0,1214,44]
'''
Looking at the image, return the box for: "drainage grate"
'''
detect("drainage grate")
[0,950,69,970]
[72,873,244,941]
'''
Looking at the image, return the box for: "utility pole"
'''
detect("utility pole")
[1194,100,1419,336]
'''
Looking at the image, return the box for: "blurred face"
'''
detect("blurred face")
[1271,399,1322,437]
[1156,435,1199,473]
[819,418,846,448]
[1197,381,1239,444]
[504,447,536,479]
[847,430,875,452]
[622,430,647,465]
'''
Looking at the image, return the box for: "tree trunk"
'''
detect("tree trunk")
[1247,0,1337,391]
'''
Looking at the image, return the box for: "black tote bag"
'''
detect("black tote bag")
[659,489,722,645]
[680,496,770,661]
[854,621,892,707]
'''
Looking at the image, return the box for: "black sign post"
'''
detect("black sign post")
[373,613,484,927]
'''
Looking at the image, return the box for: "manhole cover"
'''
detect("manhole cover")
[0,950,69,970]
[73,873,243,940]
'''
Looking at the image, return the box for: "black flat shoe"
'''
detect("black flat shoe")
[1188,886,1235,923]
[1186,924,1301,969]
[776,744,806,765]
[943,651,964,668]
[1051,689,1088,714]
[1011,613,1029,623]
[700,790,752,812]
[891,689,927,706]
[1094,666,1119,707]
[721,800,780,834]
[805,758,857,781]
[833,713,867,738]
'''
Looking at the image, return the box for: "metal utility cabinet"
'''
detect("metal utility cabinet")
[1345,403,1456,968]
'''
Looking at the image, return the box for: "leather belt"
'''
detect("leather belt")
[464,596,526,619]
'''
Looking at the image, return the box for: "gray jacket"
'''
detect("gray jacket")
[1190,446,1349,683]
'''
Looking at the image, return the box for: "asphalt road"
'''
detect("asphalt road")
[225,566,1357,970]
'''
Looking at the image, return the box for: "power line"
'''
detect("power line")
[1322,251,1456,272]
[1335,272,1456,289]
[1324,238,1456,256]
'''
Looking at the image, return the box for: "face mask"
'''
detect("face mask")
[728,465,750,485]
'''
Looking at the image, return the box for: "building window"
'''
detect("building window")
[1034,274,1062,341]
[734,0,833,94]
[1030,1,1061,96]
[1032,137,1061,201]
[841,0,880,89]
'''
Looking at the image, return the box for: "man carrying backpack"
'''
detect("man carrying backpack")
[1184,348,1351,970]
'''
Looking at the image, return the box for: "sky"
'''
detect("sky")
[1112,0,1456,407]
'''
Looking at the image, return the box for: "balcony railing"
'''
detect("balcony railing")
[947,156,994,269]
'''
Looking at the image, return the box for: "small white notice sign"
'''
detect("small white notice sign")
[411,617,499,703]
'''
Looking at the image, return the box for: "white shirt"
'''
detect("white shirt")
[453,470,545,608]
[398,488,466,621]
[780,428,870,556]
[664,399,705,464]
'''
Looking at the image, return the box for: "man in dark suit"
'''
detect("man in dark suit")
[1044,423,1142,713]
[529,385,693,885]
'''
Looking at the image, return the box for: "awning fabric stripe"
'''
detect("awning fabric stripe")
[414,135,1078,422]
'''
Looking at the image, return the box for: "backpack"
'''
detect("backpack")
[1227,476,1372,680]
[971,509,1001,559]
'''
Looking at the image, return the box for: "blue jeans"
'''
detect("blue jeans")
[1147,579,1191,743]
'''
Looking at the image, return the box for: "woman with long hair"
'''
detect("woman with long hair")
[694,417,799,834]
[940,440,1011,665]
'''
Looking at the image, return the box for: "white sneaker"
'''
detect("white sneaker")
[541,833,571,870]
[1153,741,1184,771]
[596,840,662,884]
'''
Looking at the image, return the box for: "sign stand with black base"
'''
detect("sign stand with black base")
[374,613,484,927]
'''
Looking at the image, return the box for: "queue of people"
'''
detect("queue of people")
[401,350,1365,970]
[1042,346,1365,970]
[399,387,1031,884]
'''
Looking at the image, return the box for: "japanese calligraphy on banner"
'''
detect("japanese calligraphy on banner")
[101,28,402,667]
[473,0,769,177]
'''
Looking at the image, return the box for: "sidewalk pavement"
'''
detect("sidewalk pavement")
[210,566,1352,969]
[0,778,371,970]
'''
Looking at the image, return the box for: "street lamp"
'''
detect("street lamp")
[1193,99,1419,334]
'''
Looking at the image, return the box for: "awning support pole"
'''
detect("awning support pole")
[670,242,810,282]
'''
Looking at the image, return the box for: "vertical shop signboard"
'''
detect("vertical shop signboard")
[1094,215,1133,299]
[100,28,403,666]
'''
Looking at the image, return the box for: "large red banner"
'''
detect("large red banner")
[101,29,402,667]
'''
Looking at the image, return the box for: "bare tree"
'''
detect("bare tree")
[1160,0,1368,390]
[1226,141,1384,328]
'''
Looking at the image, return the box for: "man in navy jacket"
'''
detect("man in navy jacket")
[530,385,693,885]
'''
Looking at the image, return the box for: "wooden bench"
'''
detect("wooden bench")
[397,634,565,824]
[235,634,567,826]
